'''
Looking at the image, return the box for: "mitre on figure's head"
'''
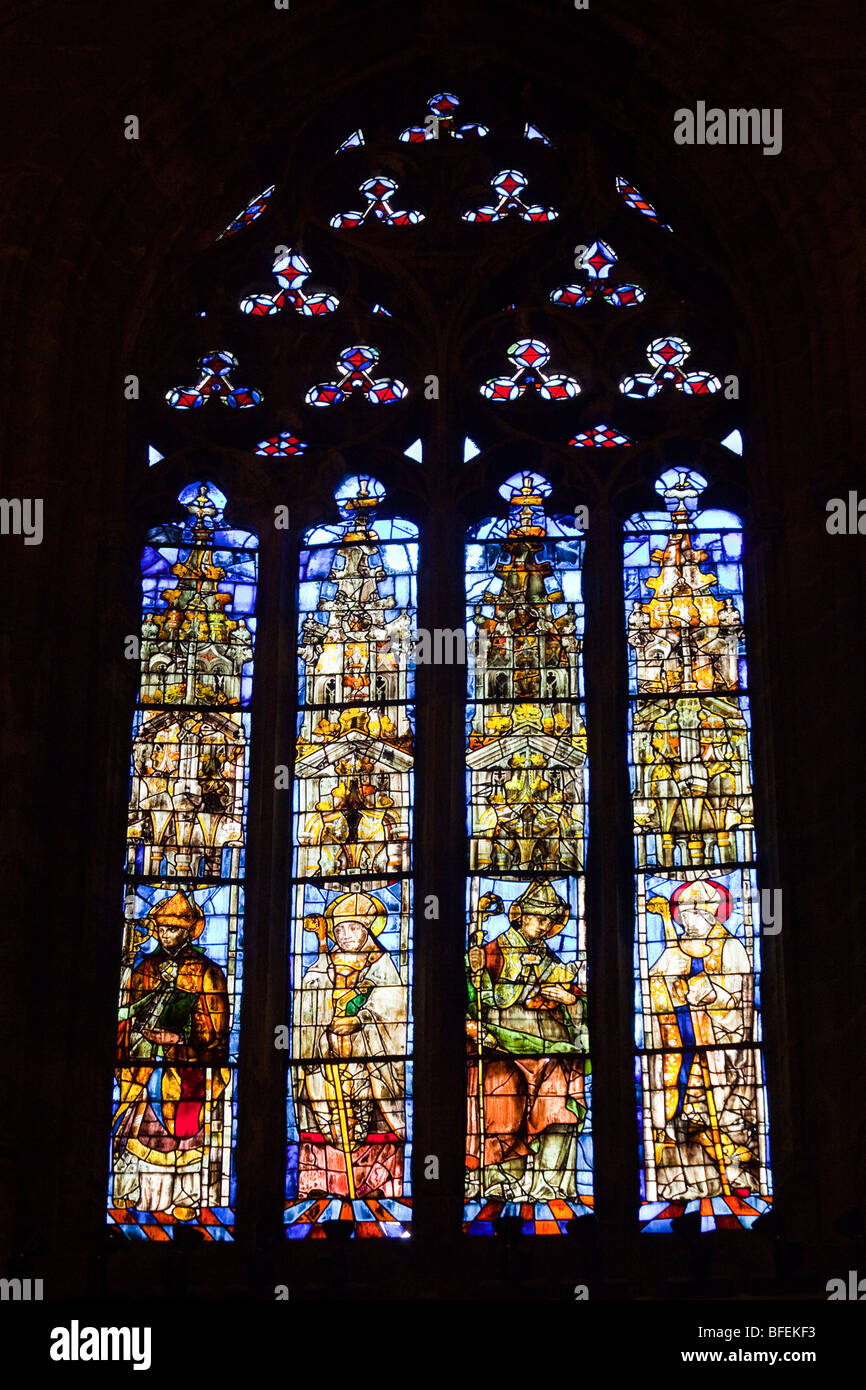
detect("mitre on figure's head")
[670,877,731,924]
[147,889,206,939]
[324,889,387,939]
[509,879,570,931]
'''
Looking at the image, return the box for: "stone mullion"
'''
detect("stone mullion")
[409,345,468,1274]
[235,501,297,1281]
[582,491,639,1276]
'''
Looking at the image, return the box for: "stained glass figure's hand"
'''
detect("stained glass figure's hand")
[467,946,486,974]
[330,1016,361,1036]
[535,983,577,1006]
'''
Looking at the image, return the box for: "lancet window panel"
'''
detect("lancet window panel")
[109,482,257,1241]
[624,468,772,1233]
[464,472,592,1236]
[285,475,417,1239]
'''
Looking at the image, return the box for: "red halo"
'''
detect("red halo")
[670,878,731,924]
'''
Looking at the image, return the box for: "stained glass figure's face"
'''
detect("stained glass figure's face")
[675,884,724,941]
[333,920,371,952]
[518,912,561,942]
[155,917,192,954]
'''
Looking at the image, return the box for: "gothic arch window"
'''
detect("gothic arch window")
[625,471,772,1231]
[464,472,591,1233]
[287,475,417,1236]
[111,87,775,1247]
[111,482,257,1239]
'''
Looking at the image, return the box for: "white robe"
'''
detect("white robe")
[297,948,407,1140]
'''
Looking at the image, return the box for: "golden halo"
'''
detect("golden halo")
[323,890,387,939]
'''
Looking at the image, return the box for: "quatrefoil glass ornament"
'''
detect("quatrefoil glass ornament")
[551,240,645,309]
[619,337,721,399]
[463,169,558,224]
[331,176,425,229]
[400,92,489,142]
[305,345,408,407]
[166,350,263,410]
[481,339,580,401]
[240,249,339,318]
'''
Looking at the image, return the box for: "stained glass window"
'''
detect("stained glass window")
[109,482,257,1240]
[524,122,553,146]
[464,472,592,1234]
[305,345,408,407]
[570,423,632,448]
[463,169,558,223]
[615,175,671,231]
[217,184,274,240]
[239,249,339,318]
[256,430,307,458]
[481,339,581,402]
[285,476,417,1237]
[123,83,781,1254]
[166,350,263,410]
[550,239,645,308]
[624,469,772,1231]
[619,337,721,400]
[399,92,489,142]
[330,176,425,228]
